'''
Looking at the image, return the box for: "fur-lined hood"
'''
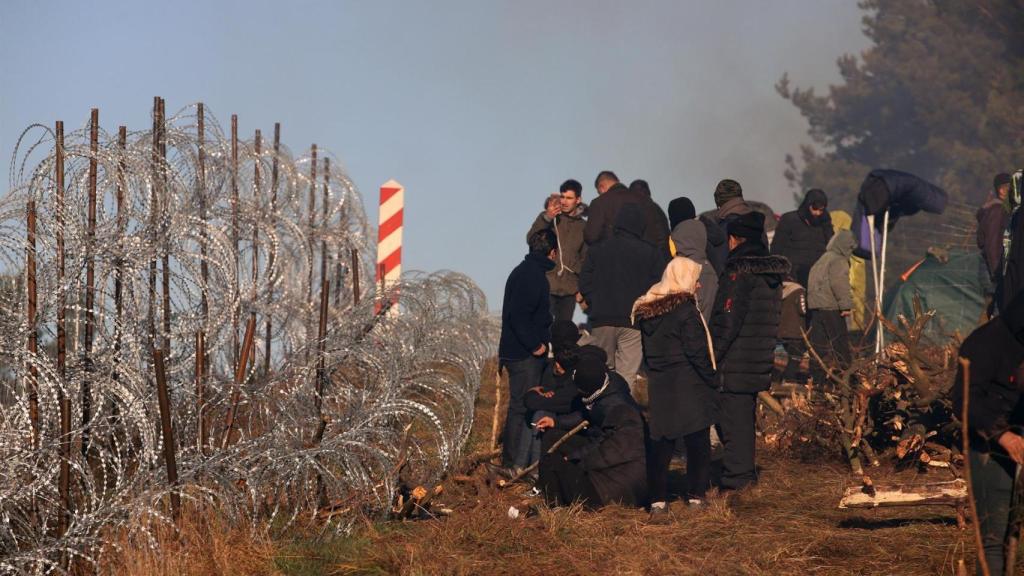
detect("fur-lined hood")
[725,254,791,277]
[633,292,694,321]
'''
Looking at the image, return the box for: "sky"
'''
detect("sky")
[0,0,870,309]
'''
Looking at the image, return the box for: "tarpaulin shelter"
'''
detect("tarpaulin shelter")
[883,249,986,340]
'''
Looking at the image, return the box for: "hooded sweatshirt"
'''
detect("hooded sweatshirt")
[771,189,834,287]
[670,219,718,318]
[807,230,856,311]
[527,203,589,296]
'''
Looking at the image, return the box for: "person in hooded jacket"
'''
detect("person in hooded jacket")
[806,230,857,390]
[670,218,718,319]
[951,293,1024,576]
[579,203,666,395]
[527,179,589,323]
[583,171,670,256]
[710,211,789,490]
[668,196,728,278]
[536,345,648,509]
[633,257,717,517]
[775,277,808,385]
[771,189,833,288]
[977,173,1012,319]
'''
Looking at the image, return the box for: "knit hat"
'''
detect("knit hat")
[713,179,743,207]
[550,320,581,354]
[668,197,697,229]
[995,173,1013,191]
[629,179,652,198]
[572,345,609,396]
[729,211,765,240]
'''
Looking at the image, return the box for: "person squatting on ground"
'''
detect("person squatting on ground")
[633,256,717,518]
[498,228,557,470]
[806,229,857,389]
[710,210,788,490]
[583,170,670,256]
[771,188,833,288]
[952,294,1024,576]
[527,180,589,324]
[775,277,808,385]
[579,204,666,395]
[977,173,1013,319]
[536,345,648,510]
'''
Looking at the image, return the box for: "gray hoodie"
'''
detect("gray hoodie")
[807,229,856,311]
[671,219,718,318]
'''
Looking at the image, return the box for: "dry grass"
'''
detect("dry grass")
[102,359,999,575]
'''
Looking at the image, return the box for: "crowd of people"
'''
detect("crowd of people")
[497,168,1024,571]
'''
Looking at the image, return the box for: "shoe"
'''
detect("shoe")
[647,503,671,524]
[523,486,542,498]
[686,498,706,509]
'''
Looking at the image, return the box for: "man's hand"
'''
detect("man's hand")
[545,202,560,219]
[999,431,1024,464]
[840,310,851,318]
[535,416,555,430]
[532,343,547,357]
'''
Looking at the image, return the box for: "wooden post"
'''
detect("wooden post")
[153,348,181,521]
[159,98,171,359]
[196,331,206,452]
[148,97,159,354]
[114,126,126,361]
[222,315,257,449]
[56,120,71,535]
[196,105,208,451]
[231,114,240,368]
[313,279,331,443]
[960,358,991,576]
[351,248,360,306]
[25,200,39,449]
[81,108,98,456]
[321,157,330,286]
[250,130,261,375]
[263,123,280,377]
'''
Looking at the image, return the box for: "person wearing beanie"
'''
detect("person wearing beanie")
[498,228,557,470]
[668,197,697,230]
[535,345,648,509]
[526,179,589,323]
[579,205,666,396]
[583,171,670,256]
[952,293,1024,575]
[806,230,857,390]
[771,188,834,288]
[977,173,1013,319]
[633,257,717,518]
[709,179,768,271]
[709,210,789,490]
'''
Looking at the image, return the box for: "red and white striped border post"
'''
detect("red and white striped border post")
[376,179,403,314]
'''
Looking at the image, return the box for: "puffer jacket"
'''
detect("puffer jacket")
[563,373,648,507]
[710,241,789,394]
[771,189,833,287]
[527,204,589,296]
[670,219,718,319]
[807,230,856,311]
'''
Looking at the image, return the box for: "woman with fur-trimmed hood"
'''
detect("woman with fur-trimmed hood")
[632,256,717,516]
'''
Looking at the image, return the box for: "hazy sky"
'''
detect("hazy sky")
[1,1,870,308]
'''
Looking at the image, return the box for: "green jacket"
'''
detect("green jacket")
[807,230,856,311]
[526,204,588,296]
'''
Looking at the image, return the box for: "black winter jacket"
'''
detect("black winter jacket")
[584,183,670,256]
[952,295,1024,454]
[498,253,555,362]
[579,205,666,328]
[561,373,648,507]
[771,190,833,287]
[710,242,790,394]
[636,292,717,439]
[524,362,581,416]
[997,208,1024,311]
[702,214,728,276]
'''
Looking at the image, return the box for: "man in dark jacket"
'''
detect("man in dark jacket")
[527,179,589,323]
[978,173,1012,318]
[536,346,648,509]
[708,179,769,273]
[583,171,670,255]
[498,228,557,469]
[951,293,1024,576]
[771,189,833,287]
[710,211,789,490]
[579,204,666,394]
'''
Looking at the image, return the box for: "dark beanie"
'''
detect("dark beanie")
[714,179,743,207]
[550,320,581,353]
[995,173,1012,191]
[729,211,765,240]
[573,345,609,396]
[629,179,651,198]
[668,197,697,229]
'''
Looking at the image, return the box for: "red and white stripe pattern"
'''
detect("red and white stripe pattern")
[376,179,404,313]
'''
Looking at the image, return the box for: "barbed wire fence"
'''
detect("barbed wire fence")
[0,99,498,574]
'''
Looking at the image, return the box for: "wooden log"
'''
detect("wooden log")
[153,348,181,521]
[757,390,785,416]
[838,478,966,509]
[221,315,257,449]
[489,365,503,454]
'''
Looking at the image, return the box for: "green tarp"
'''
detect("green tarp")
[883,249,986,339]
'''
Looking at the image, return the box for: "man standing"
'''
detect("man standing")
[710,211,789,490]
[978,173,1012,318]
[579,204,665,395]
[583,170,669,254]
[771,189,833,288]
[709,179,764,272]
[806,230,857,389]
[498,228,557,470]
[527,179,588,323]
